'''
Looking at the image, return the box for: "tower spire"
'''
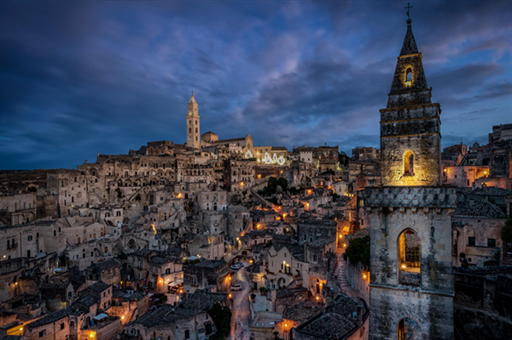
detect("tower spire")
[399,16,418,56]
[189,91,197,104]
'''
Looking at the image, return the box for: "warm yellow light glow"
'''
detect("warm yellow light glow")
[19,327,23,331]
[159,279,163,283]
[179,289,183,294]
[343,243,347,247]
[240,182,244,187]
[316,296,319,300]
[339,235,342,238]
[443,168,447,172]
[177,193,182,198]
[250,259,253,263]
[285,323,288,328]
[229,293,232,298]
[363,274,367,279]
[257,174,261,179]
[402,264,406,269]
[121,316,125,320]
[151,224,157,235]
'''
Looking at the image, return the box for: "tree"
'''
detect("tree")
[207,303,232,340]
[276,177,288,191]
[344,235,370,267]
[325,169,335,176]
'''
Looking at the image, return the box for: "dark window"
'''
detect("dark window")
[185,330,190,339]
[60,323,64,330]
[488,239,496,247]
[39,330,46,337]
[404,231,420,264]
[468,237,476,246]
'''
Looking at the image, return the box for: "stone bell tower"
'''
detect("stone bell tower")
[186,92,201,150]
[364,16,456,340]
[380,16,441,187]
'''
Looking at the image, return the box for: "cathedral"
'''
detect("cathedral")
[363,16,456,339]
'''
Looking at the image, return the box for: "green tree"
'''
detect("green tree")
[344,235,370,267]
[325,169,335,176]
[207,302,232,340]
[276,177,288,191]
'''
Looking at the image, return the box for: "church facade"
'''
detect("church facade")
[363,17,456,339]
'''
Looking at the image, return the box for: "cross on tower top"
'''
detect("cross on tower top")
[405,2,413,19]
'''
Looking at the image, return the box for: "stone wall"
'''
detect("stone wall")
[366,186,455,340]
[453,267,512,340]
[346,258,370,302]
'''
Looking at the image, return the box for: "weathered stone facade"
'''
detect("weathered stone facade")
[366,17,455,340]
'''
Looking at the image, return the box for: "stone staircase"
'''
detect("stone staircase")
[335,255,359,298]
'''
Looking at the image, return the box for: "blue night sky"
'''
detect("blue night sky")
[1,1,511,170]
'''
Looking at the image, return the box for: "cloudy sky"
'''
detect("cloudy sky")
[1,1,510,170]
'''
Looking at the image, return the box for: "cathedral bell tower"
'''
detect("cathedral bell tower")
[364,16,456,340]
[186,92,201,149]
[380,17,441,187]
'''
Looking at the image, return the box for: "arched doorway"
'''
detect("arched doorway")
[398,317,421,340]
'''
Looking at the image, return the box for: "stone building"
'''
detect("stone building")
[351,147,380,162]
[363,17,456,339]
[292,146,339,172]
[183,259,230,294]
[125,304,215,340]
[197,190,227,211]
[186,93,201,150]
[297,219,337,245]
[292,294,369,340]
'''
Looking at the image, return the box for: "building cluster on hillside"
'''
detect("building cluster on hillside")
[1,16,511,340]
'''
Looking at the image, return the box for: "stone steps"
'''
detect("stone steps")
[335,255,359,298]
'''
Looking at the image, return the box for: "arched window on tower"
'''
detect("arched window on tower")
[398,317,422,340]
[404,151,414,176]
[189,128,191,133]
[405,67,412,87]
[398,229,421,286]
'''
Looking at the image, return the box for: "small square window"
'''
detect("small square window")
[468,237,476,246]
[488,239,496,247]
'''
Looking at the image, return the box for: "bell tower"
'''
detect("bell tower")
[380,16,441,187]
[186,92,200,149]
[364,15,456,340]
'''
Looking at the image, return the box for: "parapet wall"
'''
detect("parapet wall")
[362,186,457,208]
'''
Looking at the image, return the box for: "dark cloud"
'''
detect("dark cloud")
[0,1,510,169]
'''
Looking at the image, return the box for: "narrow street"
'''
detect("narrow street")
[335,254,360,298]
[228,262,252,340]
